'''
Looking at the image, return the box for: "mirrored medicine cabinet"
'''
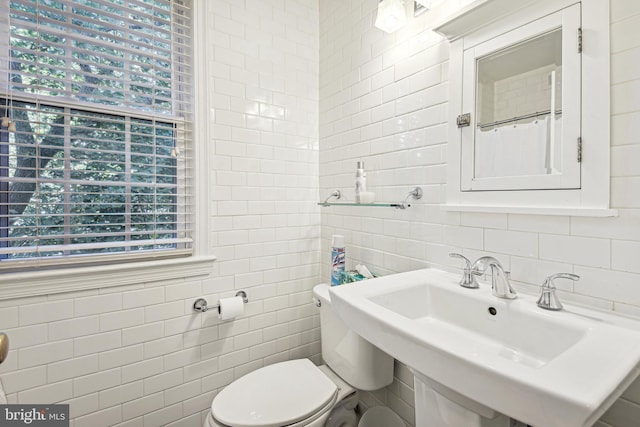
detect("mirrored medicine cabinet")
[437,0,615,216]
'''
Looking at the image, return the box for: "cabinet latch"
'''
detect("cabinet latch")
[457,113,471,128]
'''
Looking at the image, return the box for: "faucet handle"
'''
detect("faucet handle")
[449,252,470,264]
[449,253,479,289]
[537,273,580,311]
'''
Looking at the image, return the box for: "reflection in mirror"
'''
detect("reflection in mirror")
[474,29,563,179]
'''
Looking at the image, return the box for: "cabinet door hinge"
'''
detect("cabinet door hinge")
[577,137,582,162]
[577,27,583,53]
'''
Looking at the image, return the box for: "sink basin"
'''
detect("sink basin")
[368,278,584,369]
[329,268,640,427]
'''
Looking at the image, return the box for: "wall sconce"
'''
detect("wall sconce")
[374,0,407,33]
[414,0,432,16]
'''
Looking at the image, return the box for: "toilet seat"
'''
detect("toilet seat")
[211,359,339,427]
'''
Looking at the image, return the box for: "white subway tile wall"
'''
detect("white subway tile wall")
[0,0,639,426]
[0,0,320,426]
[319,0,640,425]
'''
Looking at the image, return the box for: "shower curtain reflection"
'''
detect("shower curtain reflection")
[474,116,562,178]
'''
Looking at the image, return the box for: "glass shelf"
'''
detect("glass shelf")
[318,187,422,210]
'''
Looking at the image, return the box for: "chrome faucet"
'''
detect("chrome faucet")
[537,273,580,310]
[449,253,479,289]
[471,256,517,299]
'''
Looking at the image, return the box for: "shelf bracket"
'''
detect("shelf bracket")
[321,189,342,205]
[394,187,423,209]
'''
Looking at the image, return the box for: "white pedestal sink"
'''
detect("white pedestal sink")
[329,268,640,427]
[412,371,510,427]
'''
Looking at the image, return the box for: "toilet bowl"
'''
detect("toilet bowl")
[204,284,394,427]
[204,360,357,427]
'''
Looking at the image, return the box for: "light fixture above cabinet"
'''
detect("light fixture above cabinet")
[374,0,432,33]
[374,0,407,33]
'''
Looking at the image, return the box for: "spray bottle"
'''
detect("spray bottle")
[331,235,345,286]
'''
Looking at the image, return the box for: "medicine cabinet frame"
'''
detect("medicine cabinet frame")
[437,0,616,217]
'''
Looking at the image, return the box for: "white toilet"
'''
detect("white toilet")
[204,284,394,427]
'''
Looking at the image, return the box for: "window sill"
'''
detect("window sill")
[0,255,217,300]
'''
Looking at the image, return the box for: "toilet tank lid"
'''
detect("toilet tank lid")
[313,283,330,304]
[211,359,338,427]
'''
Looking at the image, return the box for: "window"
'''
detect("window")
[0,0,193,270]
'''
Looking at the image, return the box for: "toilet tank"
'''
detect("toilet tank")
[313,284,394,391]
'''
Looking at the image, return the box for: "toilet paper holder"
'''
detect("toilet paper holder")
[193,291,248,313]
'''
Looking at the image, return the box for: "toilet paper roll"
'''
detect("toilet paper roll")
[218,296,245,320]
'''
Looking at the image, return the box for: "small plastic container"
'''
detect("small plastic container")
[341,270,378,283]
[358,406,404,427]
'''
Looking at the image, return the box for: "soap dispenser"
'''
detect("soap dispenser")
[331,235,345,286]
[355,161,366,203]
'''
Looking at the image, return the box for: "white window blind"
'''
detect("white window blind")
[0,0,193,270]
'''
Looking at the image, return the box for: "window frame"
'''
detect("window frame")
[0,0,213,299]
